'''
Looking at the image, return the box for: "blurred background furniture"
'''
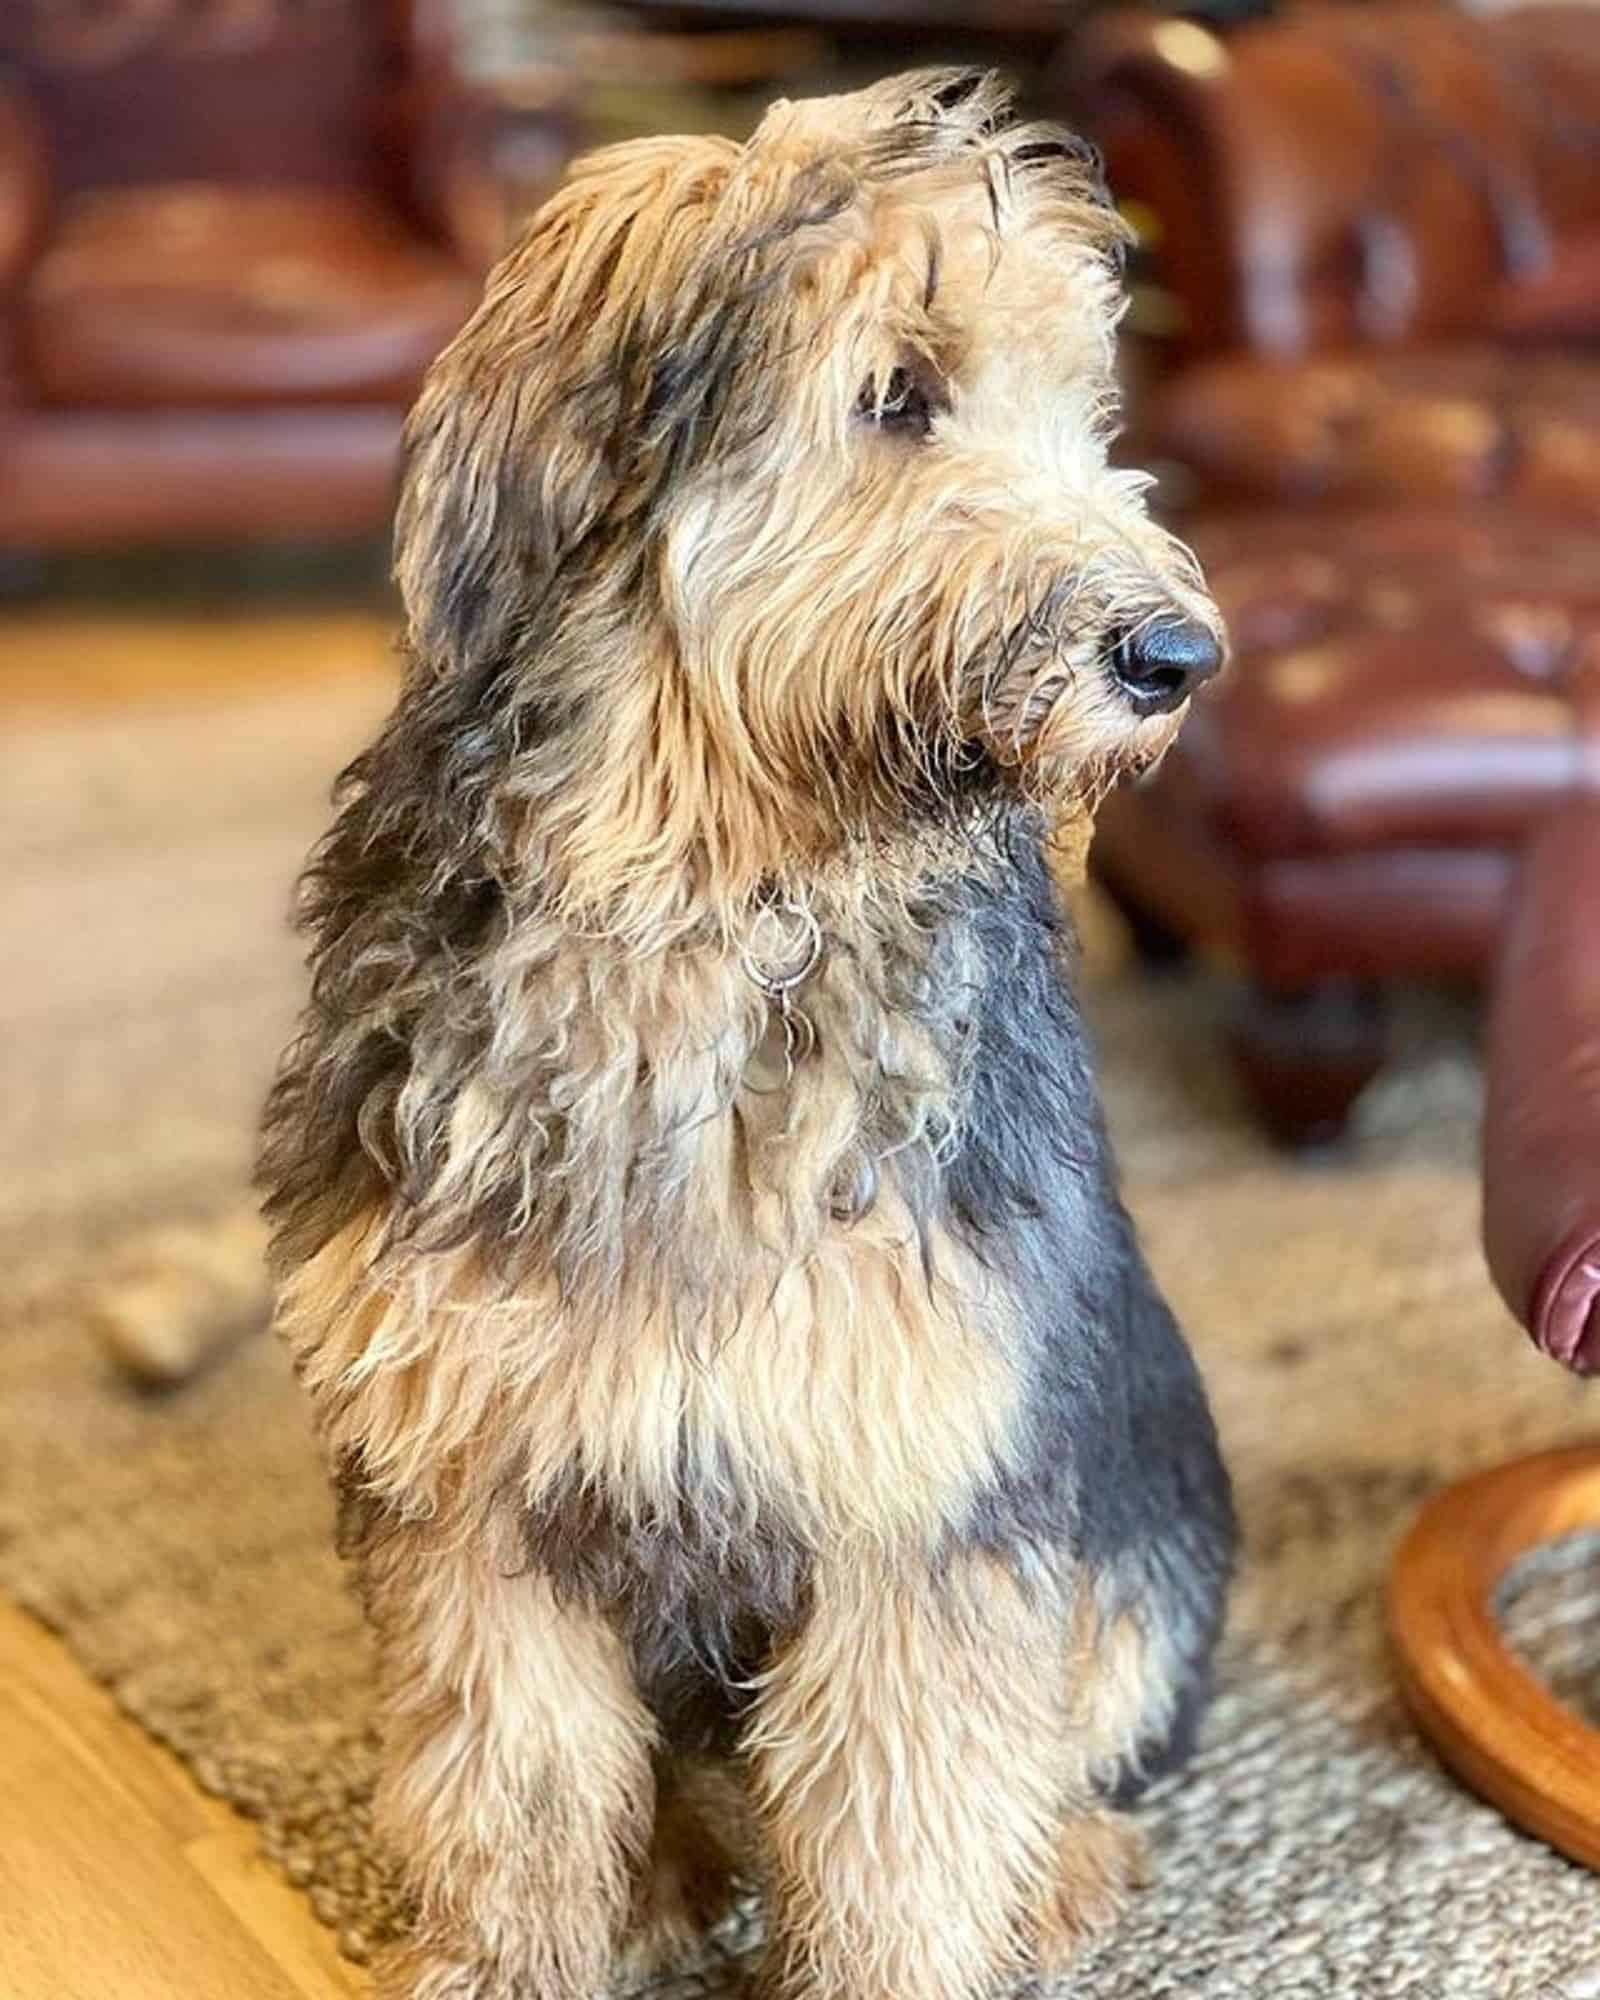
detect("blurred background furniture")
[1065,3,1600,368]
[619,0,1075,77]
[1059,3,1600,1142]
[0,0,576,551]
[1390,797,1600,1873]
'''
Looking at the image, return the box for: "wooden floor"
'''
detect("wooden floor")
[0,1600,367,1998]
[1,588,387,1999]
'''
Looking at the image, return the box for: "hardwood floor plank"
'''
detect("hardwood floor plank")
[0,604,387,1997]
[186,1822,370,2000]
[0,1604,363,2000]
[0,1607,212,1849]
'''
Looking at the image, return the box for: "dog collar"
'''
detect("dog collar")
[738,899,823,1005]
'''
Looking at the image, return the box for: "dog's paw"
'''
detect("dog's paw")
[1032,1810,1148,1974]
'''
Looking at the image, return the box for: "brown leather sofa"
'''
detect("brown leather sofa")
[1065,4,1600,364]
[1483,798,1600,1378]
[1060,4,1600,1142]
[0,1,574,549]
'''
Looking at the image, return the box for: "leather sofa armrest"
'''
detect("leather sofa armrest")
[397,1,576,273]
[1059,5,1588,362]
[0,78,49,294]
[1482,798,1600,1375]
[1053,14,1245,357]
[412,70,577,273]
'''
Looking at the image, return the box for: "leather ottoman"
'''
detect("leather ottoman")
[1091,507,1600,1145]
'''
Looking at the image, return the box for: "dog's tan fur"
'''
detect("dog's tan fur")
[281,1193,1022,1550]
[359,1509,654,2000]
[264,68,1231,2000]
[282,1171,1168,1999]
[746,1555,1158,2000]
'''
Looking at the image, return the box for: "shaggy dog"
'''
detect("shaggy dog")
[260,69,1236,2000]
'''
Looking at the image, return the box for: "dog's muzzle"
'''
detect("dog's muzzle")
[1107,617,1222,717]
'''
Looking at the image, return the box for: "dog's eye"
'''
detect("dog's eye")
[856,365,941,439]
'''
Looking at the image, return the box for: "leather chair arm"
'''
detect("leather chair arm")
[1482,797,1600,1375]
[411,72,577,272]
[397,0,576,272]
[0,78,49,293]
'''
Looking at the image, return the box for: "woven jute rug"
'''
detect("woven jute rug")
[3,606,1598,1998]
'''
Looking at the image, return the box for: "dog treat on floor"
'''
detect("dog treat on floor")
[86,1207,270,1387]
[259,69,1234,2000]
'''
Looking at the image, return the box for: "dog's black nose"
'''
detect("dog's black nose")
[1108,618,1222,716]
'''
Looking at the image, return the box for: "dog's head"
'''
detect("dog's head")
[396,70,1221,927]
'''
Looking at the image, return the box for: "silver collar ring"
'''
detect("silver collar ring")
[740,900,823,1004]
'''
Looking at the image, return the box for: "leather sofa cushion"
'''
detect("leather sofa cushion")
[1162,510,1600,861]
[23,186,477,408]
[1150,348,1600,509]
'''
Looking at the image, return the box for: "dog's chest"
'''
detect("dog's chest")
[513,1216,1025,1745]
[514,1214,1024,1551]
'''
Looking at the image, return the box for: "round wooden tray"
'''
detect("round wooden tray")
[1388,1443,1600,1871]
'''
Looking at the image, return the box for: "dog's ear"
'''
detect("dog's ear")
[393,174,636,678]
[394,137,742,676]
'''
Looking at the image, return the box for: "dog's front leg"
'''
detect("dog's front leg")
[743,1549,1079,2000]
[359,1509,655,2000]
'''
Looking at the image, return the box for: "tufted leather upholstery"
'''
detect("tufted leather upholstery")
[1149,350,1600,510]
[1482,802,1600,1375]
[1136,508,1600,852]
[1171,510,1600,861]
[1069,5,1600,1141]
[1081,8,1600,506]
[1066,4,1600,359]
[3,0,401,197]
[1094,509,1600,987]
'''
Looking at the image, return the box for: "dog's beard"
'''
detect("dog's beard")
[959,635,1183,811]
